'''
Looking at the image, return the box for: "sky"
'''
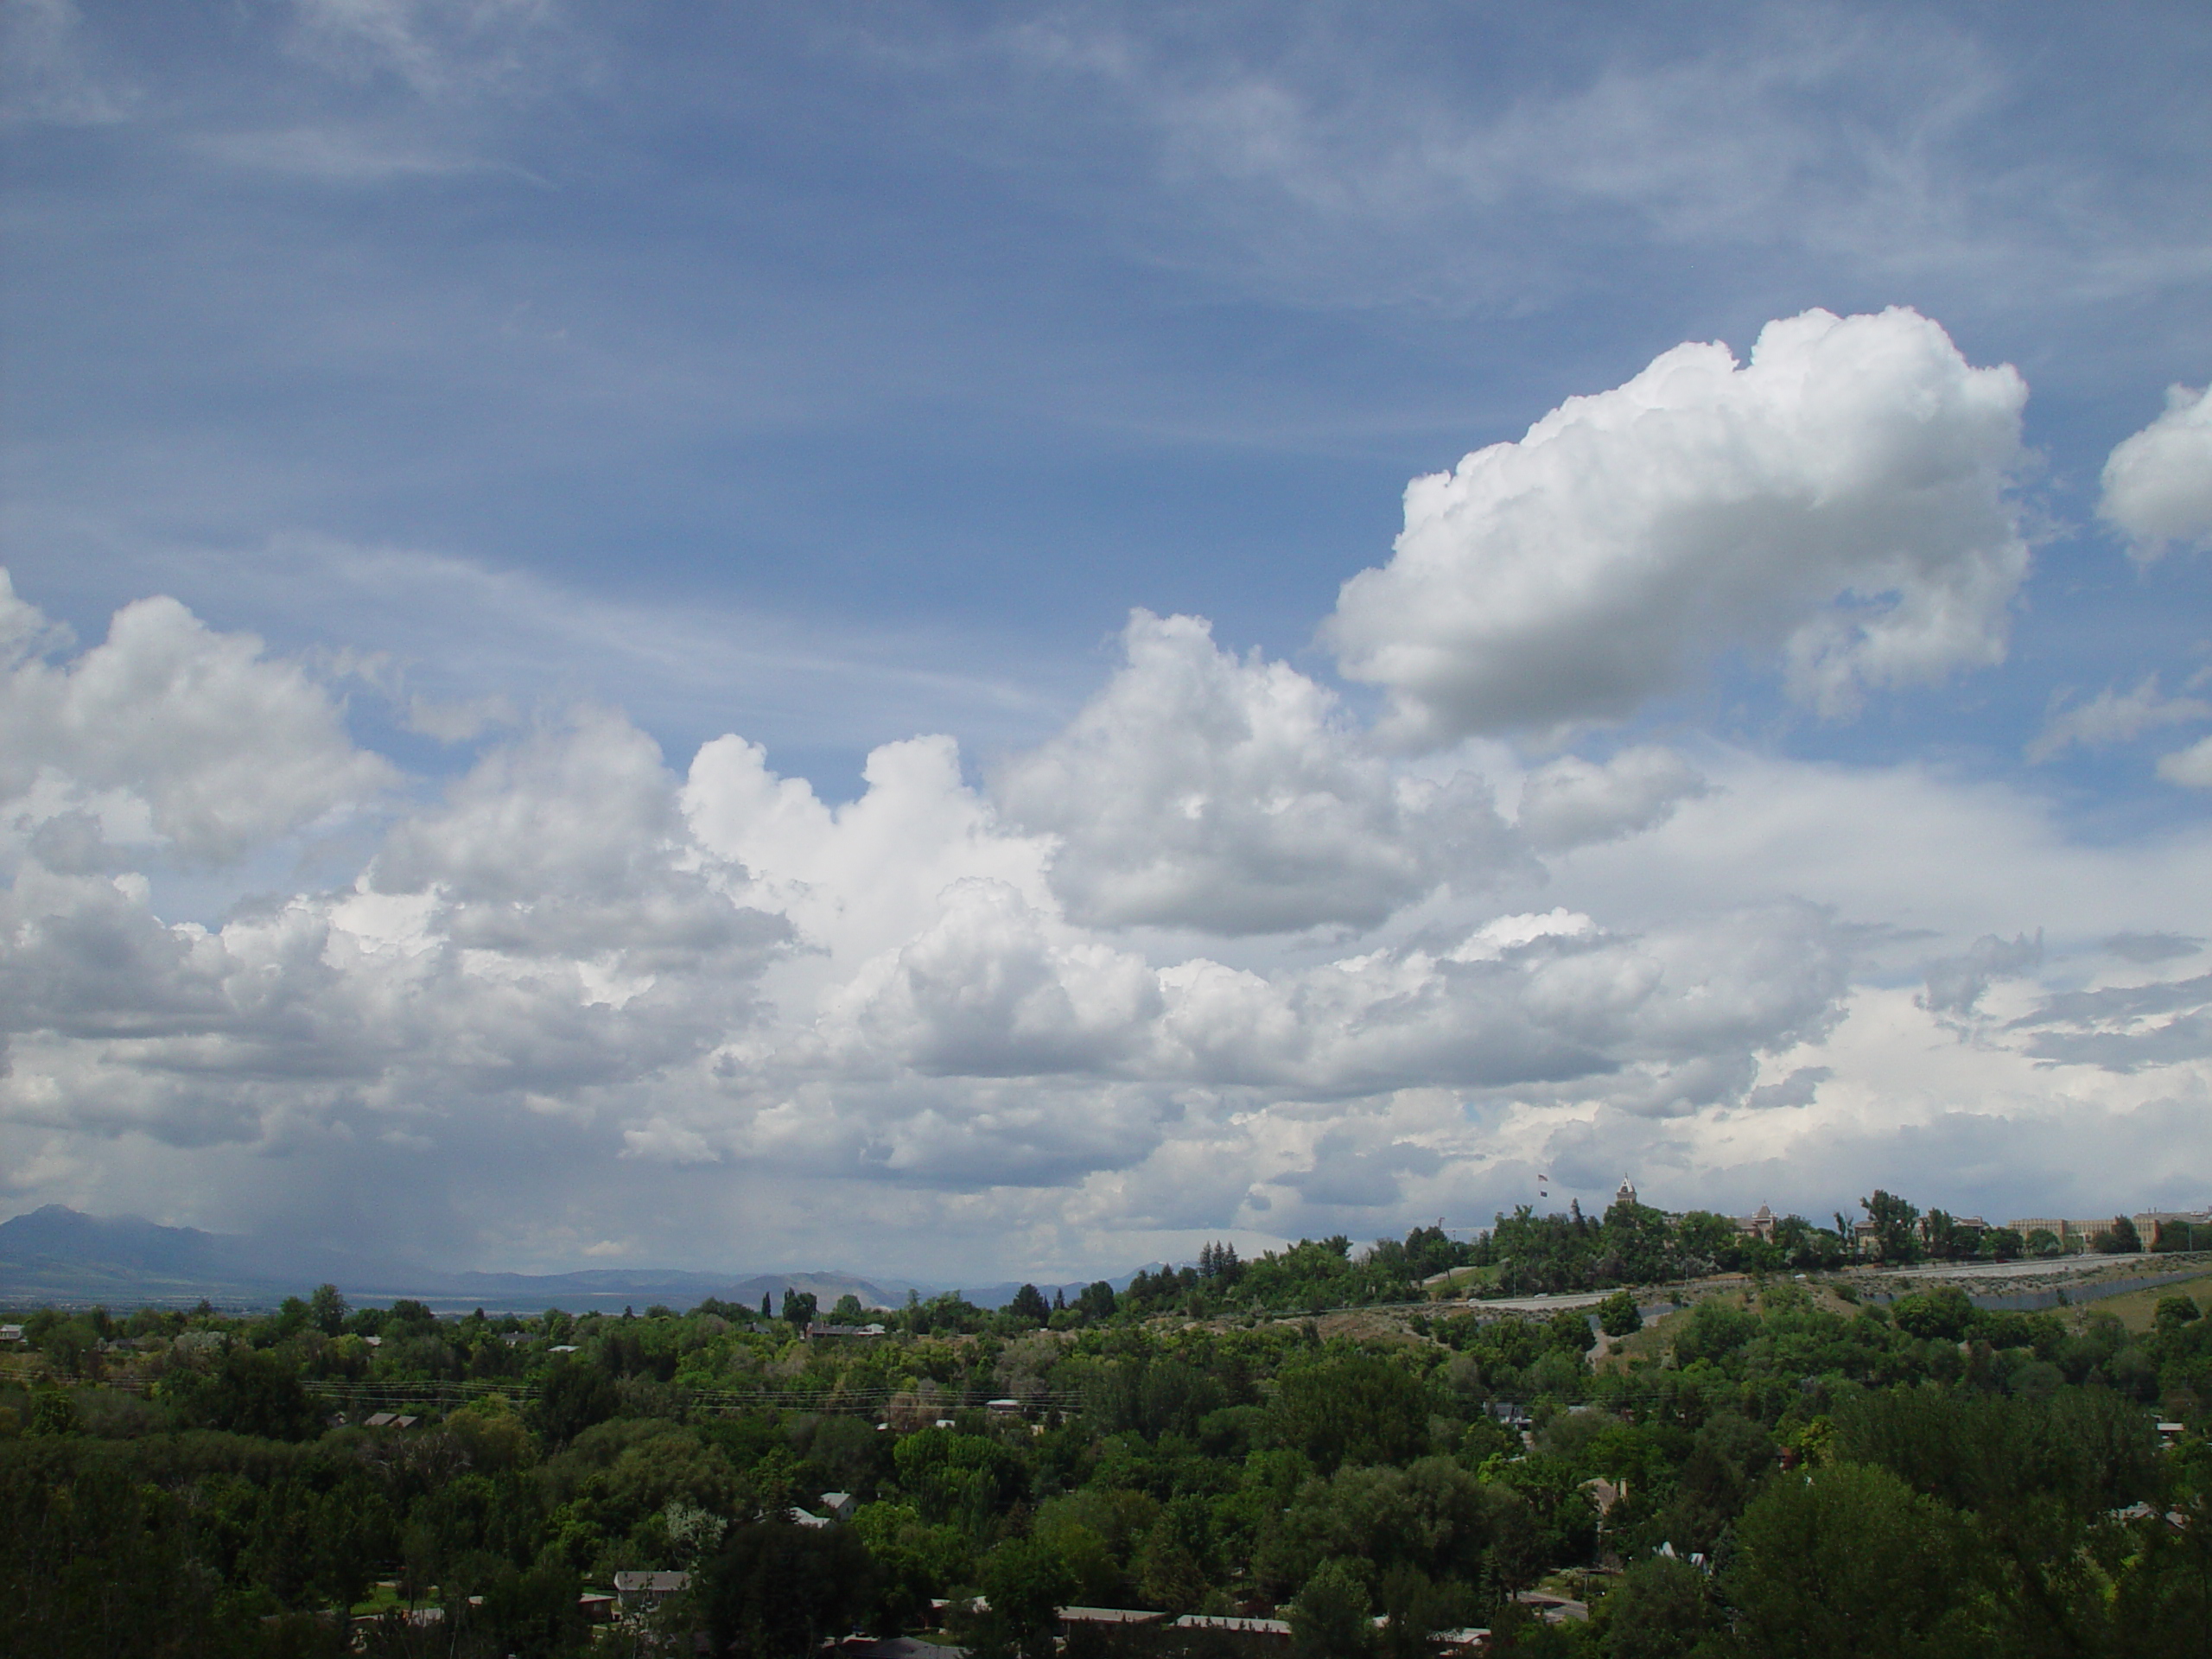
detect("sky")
[3,0,2211,1283]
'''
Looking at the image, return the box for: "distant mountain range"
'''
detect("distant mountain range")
[0,1205,1136,1315]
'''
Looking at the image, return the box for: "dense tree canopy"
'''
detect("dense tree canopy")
[2,1224,2207,1658]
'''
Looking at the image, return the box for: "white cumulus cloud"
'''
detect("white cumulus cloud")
[0,571,396,865]
[1325,308,2030,744]
[2100,384,2212,559]
[992,612,1521,933]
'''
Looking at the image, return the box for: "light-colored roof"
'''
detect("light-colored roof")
[613,1571,691,1592]
[1171,1615,1291,1634]
[1058,1607,1167,1624]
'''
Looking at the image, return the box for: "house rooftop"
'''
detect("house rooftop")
[613,1571,690,1593]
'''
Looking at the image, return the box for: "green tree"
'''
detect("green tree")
[893,1431,1026,1529]
[1830,1381,2162,1653]
[701,1519,874,1659]
[2153,1295,2202,1336]
[1859,1190,1923,1262]
[0,1450,232,1657]
[532,1358,616,1445]
[1598,1198,1681,1286]
[1602,1552,1721,1659]
[27,1392,79,1437]
[977,1536,1076,1658]
[783,1289,819,1327]
[1923,1209,1974,1261]
[1725,1462,1974,1658]
[1598,1289,1643,1338]
[1077,1281,1117,1321]
[1288,1558,1375,1659]
[2094,1216,2142,1254]
[1270,1353,1433,1474]
[309,1282,348,1336]
[35,1316,99,1378]
[444,1548,582,1658]
[1890,1287,1974,1341]
[1674,1211,1741,1270]
[1548,1307,1597,1354]
[162,1344,321,1440]
[1135,1505,1209,1611]
[1007,1284,1051,1327]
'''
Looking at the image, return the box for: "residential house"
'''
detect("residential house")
[1059,1608,1168,1631]
[1434,1630,1494,1653]
[612,1571,690,1618]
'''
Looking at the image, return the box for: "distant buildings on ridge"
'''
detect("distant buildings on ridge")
[1605,1174,2211,1255]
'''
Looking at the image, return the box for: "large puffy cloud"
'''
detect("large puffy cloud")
[2099,384,2212,558]
[817,879,1166,1080]
[1,572,396,864]
[10,320,2212,1281]
[5,656,2207,1274]
[798,892,1845,1108]
[992,612,1521,933]
[1326,308,2030,743]
[1515,747,1707,852]
[1,692,788,1161]
[370,706,773,972]
[680,730,1061,1009]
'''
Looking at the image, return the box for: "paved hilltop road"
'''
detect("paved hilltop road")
[1444,1250,2212,1317]
[1878,1253,2147,1280]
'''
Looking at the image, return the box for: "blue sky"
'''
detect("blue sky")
[3,1,2211,1279]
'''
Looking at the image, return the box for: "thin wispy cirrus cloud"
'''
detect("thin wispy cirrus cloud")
[3,0,2211,1281]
